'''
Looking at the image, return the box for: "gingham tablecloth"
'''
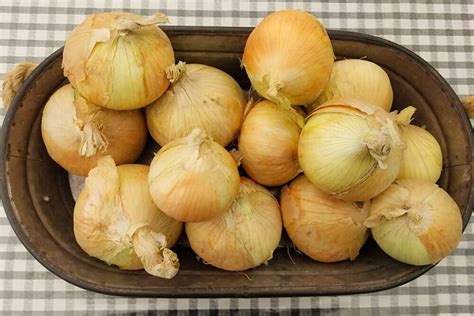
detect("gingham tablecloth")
[1,0,473,314]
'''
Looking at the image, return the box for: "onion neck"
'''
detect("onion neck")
[79,121,109,157]
[264,74,290,107]
[115,12,169,32]
[165,61,187,84]
[396,106,417,126]
[73,94,109,157]
[362,119,401,169]
[364,204,428,234]
[131,226,179,279]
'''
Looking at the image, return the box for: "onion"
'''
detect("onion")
[242,9,334,106]
[298,98,406,201]
[186,177,282,271]
[364,179,462,265]
[63,12,174,110]
[281,175,369,262]
[41,84,147,176]
[308,59,394,113]
[74,156,183,279]
[396,107,443,182]
[238,100,303,186]
[148,129,240,222]
[146,62,245,146]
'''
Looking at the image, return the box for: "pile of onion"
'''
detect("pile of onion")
[30,9,465,279]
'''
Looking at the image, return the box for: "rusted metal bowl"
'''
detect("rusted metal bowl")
[1,27,472,297]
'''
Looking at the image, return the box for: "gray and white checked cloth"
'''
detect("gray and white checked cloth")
[1,0,473,314]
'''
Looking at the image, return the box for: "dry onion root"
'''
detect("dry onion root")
[364,179,462,266]
[186,177,282,271]
[41,84,147,176]
[63,12,175,110]
[146,62,246,147]
[74,156,183,279]
[242,9,334,106]
[281,175,369,263]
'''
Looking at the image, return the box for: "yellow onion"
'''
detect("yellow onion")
[238,100,304,186]
[41,84,147,176]
[281,175,369,262]
[395,107,443,182]
[63,12,174,110]
[146,62,245,146]
[74,156,183,278]
[298,98,407,201]
[148,129,240,222]
[309,59,393,113]
[186,177,282,271]
[364,179,462,265]
[242,10,334,106]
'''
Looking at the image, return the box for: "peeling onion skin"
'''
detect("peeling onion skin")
[146,63,245,147]
[186,177,282,271]
[41,84,147,176]
[239,100,303,186]
[308,59,394,114]
[242,9,334,106]
[281,175,369,263]
[148,129,240,222]
[63,12,175,110]
[365,179,462,266]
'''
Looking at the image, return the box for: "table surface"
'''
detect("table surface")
[0,0,473,314]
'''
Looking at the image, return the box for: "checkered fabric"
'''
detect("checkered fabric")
[1,0,473,314]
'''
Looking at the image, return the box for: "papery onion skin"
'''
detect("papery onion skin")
[63,12,175,110]
[397,124,443,183]
[148,129,240,222]
[281,175,369,262]
[298,98,404,201]
[41,84,147,176]
[186,177,282,271]
[365,179,462,266]
[242,9,334,106]
[309,59,393,113]
[239,100,303,186]
[146,63,245,147]
[117,164,183,247]
[74,157,182,275]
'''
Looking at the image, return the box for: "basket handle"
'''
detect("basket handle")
[2,62,37,109]
[461,96,474,119]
